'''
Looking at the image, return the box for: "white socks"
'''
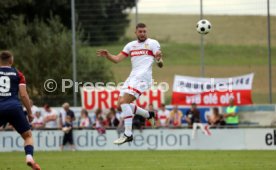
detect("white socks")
[129,103,149,118]
[121,104,133,137]
[121,103,150,137]
[26,154,34,162]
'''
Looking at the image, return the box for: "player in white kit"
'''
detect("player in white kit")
[97,23,163,145]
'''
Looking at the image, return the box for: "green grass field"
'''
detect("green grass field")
[1,151,276,170]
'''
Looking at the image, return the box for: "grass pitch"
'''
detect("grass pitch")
[0,150,276,170]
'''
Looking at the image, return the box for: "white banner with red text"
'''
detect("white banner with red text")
[172,73,254,106]
[81,87,165,111]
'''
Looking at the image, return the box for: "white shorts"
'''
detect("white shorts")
[119,76,151,99]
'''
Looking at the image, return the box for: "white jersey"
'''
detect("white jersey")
[121,38,161,80]
[44,109,58,128]
[157,109,170,127]
[120,38,161,98]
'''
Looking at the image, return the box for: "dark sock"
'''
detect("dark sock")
[24,145,34,156]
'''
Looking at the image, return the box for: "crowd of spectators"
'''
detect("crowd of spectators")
[1,99,238,132]
[0,98,240,151]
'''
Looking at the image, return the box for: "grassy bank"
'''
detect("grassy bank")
[83,14,276,104]
[83,43,275,104]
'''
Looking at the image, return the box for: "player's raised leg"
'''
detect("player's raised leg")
[113,94,136,145]
[129,103,155,127]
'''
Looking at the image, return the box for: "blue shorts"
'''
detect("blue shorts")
[0,107,31,134]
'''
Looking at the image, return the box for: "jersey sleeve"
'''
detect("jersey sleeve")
[121,43,131,57]
[151,40,161,55]
[17,70,26,85]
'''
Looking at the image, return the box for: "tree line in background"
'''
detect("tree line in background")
[0,0,135,105]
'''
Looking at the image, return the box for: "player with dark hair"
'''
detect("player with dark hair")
[0,51,41,170]
[97,23,163,145]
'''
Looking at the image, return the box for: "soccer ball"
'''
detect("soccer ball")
[196,19,212,35]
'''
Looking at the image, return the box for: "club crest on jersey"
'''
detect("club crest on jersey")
[144,44,149,49]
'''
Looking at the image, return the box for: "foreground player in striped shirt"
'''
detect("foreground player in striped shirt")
[97,23,163,145]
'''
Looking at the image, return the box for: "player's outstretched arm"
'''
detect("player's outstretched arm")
[19,85,33,122]
[155,50,163,68]
[96,49,126,63]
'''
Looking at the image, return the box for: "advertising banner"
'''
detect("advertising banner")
[172,73,254,106]
[1,129,275,151]
[81,87,165,111]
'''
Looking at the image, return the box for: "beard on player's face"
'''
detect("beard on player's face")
[136,28,147,42]
[137,35,147,42]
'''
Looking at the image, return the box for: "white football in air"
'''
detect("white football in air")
[196,19,212,35]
